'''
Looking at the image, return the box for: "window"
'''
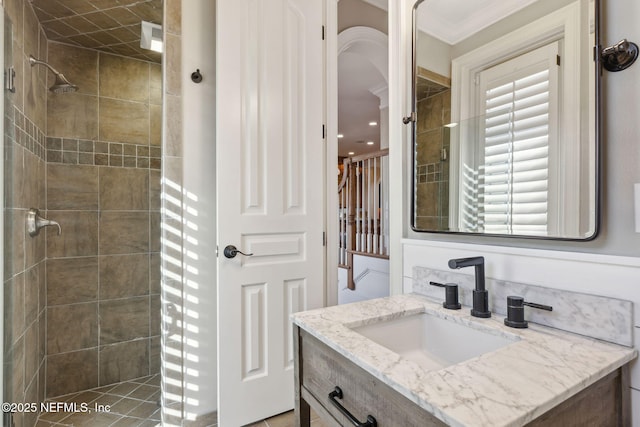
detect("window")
[473,41,560,234]
[449,2,587,237]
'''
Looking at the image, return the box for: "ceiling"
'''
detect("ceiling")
[30,0,163,63]
[362,0,539,45]
[338,51,385,158]
[416,0,538,45]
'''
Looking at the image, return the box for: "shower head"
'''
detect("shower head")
[28,55,78,93]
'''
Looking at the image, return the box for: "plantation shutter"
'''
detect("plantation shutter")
[475,41,559,235]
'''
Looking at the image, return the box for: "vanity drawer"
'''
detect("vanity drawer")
[299,330,446,427]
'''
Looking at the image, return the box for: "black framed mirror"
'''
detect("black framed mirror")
[409,0,600,240]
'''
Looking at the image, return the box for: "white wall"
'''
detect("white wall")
[181,0,217,418]
[338,256,390,304]
[389,0,640,424]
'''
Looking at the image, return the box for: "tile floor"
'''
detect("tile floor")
[248,409,328,427]
[34,374,327,427]
[35,374,161,426]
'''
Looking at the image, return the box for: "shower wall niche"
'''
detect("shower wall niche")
[3,1,162,422]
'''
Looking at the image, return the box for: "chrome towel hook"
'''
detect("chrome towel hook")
[601,39,638,72]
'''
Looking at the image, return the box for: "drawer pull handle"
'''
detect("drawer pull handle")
[328,386,377,427]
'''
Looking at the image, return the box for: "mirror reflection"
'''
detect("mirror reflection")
[411,0,598,239]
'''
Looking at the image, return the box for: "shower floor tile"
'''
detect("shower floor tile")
[36,374,161,426]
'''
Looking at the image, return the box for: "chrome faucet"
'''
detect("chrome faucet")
[448,256,490,318]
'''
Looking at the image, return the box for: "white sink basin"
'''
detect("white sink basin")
[352,313,518,371]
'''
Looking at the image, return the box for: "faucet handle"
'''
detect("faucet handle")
[504,296,553,328]
[429,282,461,310]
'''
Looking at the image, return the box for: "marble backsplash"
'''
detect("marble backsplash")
[413,267,634,347]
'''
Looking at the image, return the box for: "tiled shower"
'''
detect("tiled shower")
[414,74,451,230]
[2,0,164,425]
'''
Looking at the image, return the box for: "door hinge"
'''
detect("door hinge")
[323,231,326,246]
[322,25,325,40]
[557,54,561,66]
[323,124,326,139]
[216,245,219,257]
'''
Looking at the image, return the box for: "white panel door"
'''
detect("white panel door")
[216,0,325,425]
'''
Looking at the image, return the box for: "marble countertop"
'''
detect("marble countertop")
[291,294,637,427]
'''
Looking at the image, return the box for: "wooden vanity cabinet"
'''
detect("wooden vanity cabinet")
[293,326,630,427]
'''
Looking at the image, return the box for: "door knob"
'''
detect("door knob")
[223,245,253,259]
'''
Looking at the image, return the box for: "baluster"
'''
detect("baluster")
[339,187,343,265]
[366,158,372,254]
[373,156,378,254]
[355,161,361,252]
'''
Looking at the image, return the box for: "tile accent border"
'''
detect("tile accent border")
[46,137,161,170]
[7,106,47,161]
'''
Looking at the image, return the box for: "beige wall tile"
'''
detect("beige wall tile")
[8,144,26,209]
[24,55,48,131]
[99,211,149,255]
[150,252,161,294]
[4,210,25,279]
[24,266,39,325]
[150,294,160,337]
[150,336,160,374]
[150,212,160,253]
[4,272,25,349]
[99,339,149,385]
[149,169,161,210]
[165,33,182,96]
[24,374,38,427]
[165,0,182,35]
[99,167,149,211]
[46,211,99,258]
[99,98,149,144]
[24,321,39,389]
[47,164,99,210]
[99,296,149,344]
[150,103,162,146]
[47,302,98,354]
[164,95,182,156]
[47,93,99,139]
[150,63,162,105]
[99,254,149,299]
[38,261,46,314]
[23,2,40,61]
[7,335,25,404]
[47,257,99,305]
[99,53,149,102]
[46,349,98,397]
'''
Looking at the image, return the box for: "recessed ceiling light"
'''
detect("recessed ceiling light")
[366,141,374,145]
[369,121,378,126]
[337,133,344,138]
[444,122,458,128]
[348,151,355,155]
